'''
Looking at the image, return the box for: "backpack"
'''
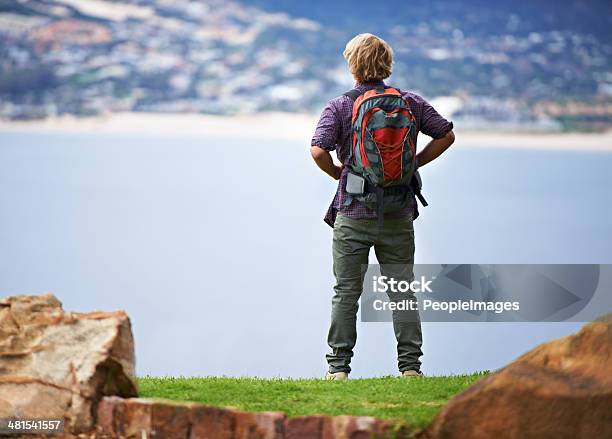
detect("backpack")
[343,86,427,223]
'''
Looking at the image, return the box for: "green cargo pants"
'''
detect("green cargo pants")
[327,213,423,374]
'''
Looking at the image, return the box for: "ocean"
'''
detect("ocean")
[1,130,610,377]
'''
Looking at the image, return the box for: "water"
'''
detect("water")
[1,130,610,377]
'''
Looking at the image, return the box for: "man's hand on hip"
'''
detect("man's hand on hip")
[311,145,343,180]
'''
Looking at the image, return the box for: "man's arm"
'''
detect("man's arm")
[310,146,342,180]
[416,130,455,168]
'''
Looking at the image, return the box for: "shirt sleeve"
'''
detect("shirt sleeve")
[311,101,340,151]
[420,98,454,139]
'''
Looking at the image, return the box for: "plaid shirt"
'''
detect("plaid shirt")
[311,80,453,227]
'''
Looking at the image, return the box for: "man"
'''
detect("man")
[310,33,455,380]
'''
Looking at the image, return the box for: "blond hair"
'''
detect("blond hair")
[343,33,393,83]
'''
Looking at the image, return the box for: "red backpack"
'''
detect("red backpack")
[344,86,427,221]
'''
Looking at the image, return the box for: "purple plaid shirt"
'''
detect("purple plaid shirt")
[311,80,453,227]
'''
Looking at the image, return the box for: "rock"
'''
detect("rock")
[326,415,407,439]
[96,396,404,439]
[421,315,612,439]
[284,416,328,439]
[0,293,137,433]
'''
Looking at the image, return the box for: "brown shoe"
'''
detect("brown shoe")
[325,371,348,381]
[401,370,424,378]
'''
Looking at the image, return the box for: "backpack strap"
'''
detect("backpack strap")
[410,170,429,207]
[342,88,362,167]
[376,186,385,226]
[343,88,362,101]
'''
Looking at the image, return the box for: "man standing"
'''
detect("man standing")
[310,33,455,380]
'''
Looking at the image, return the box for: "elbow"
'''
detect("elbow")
[446,130,455,146]
[310,145,327,161]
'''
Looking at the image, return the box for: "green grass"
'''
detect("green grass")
[138,373,487,431]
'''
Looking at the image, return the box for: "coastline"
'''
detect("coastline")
[1,111,611,152]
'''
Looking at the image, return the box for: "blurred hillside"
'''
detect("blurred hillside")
[0,0,611,131]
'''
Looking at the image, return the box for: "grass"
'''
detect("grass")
[138,373,487,430]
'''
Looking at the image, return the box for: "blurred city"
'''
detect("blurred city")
[0,0,611,131]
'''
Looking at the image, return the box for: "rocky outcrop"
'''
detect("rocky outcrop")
[0,294,405,439]
[95,396,407,439]
[0,294,137,433]
[421,314,612,439]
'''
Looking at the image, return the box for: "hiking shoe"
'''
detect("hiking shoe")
[325,371,348,381]
[401,370,424,378]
